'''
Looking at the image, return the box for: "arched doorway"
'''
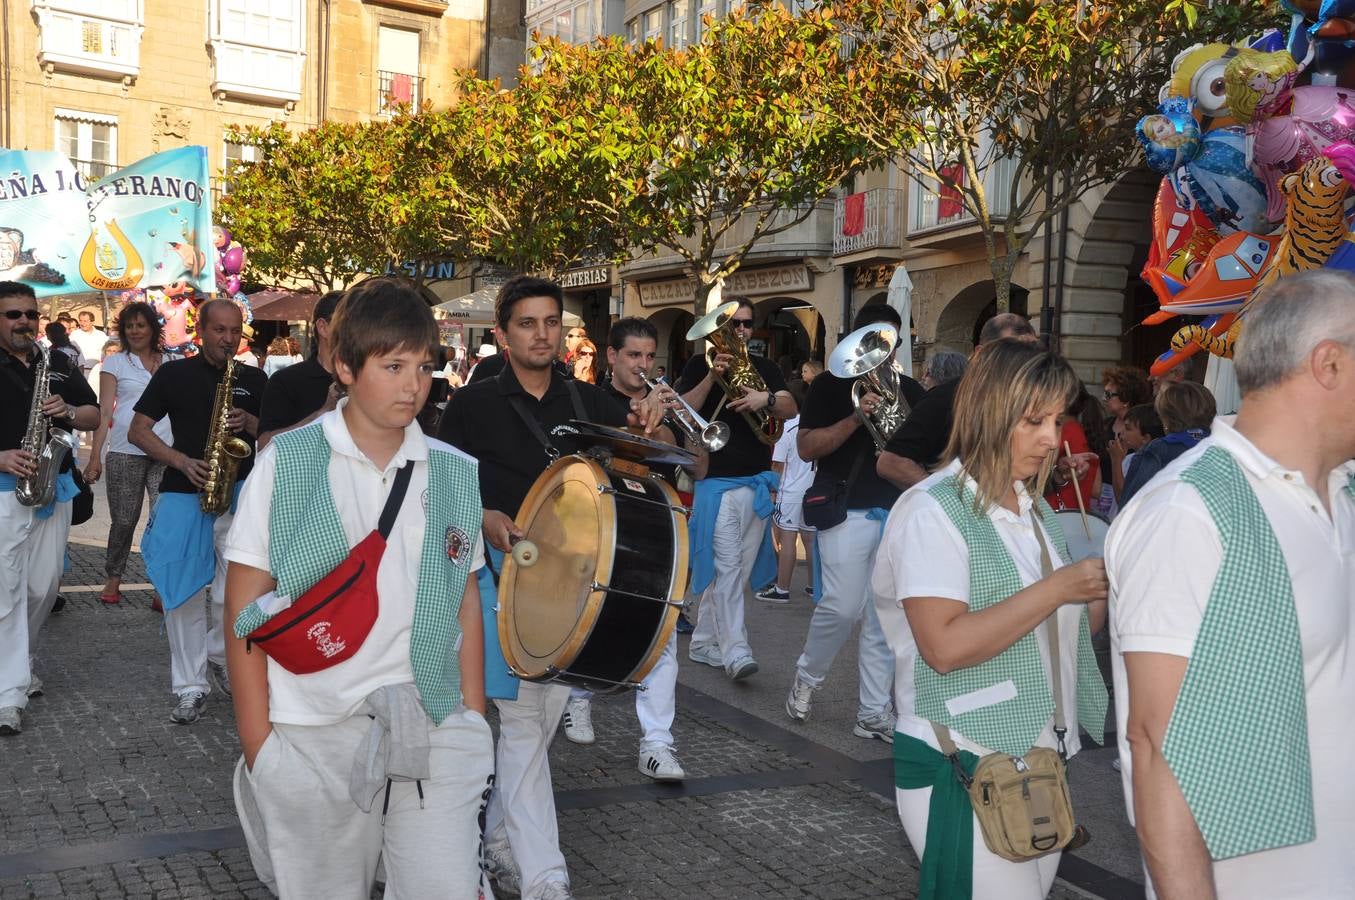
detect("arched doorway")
[753,296,824,376]
[646,306,695,377]
[934,280,1031,352]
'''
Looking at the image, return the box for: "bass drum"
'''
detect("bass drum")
[498,454,688,693]
[1052,509,1111,561]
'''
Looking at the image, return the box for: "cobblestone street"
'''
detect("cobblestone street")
[1,530,1146,899]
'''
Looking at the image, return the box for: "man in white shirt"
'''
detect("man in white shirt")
[1107,269,1355,900]
[69,311,107,376]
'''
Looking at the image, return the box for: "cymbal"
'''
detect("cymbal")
[568,420,698,467]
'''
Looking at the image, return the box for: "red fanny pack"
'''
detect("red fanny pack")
[245,462,413,675]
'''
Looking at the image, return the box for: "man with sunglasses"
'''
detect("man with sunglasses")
[677,297,796,681]
[0,282,100,735]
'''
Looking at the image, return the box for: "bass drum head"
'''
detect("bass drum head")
[1052,509,1110,561]
[499,456,613,681]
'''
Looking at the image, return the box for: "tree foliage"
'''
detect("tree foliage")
[833,0,1281,308]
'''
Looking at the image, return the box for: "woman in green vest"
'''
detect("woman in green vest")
[871,338,1111,900]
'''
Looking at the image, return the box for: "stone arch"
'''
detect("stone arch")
[751,295,823,367]
[646,306,695,376]
[933,280,1031,352]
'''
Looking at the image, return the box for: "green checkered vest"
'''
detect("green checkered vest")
[916,476,1108,757]
[1163,446,1323,860]
[231,422,483,724]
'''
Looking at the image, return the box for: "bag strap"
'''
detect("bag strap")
[506,378,588,460]
[565,378,588,421]
[930,506,1068,767]
[377,461,415,540]
[1030,508,1068,759]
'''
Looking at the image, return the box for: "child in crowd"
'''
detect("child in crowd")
[757,388,816,603]
[222,279,492,899]
[1106,403,1164,512]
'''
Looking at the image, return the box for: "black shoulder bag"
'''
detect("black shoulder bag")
[801,451,867,531]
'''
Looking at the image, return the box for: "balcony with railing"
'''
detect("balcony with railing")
[32,1,144,81]
[377,70,424,114]
[909,153,1018,235]
[73,158,115,180]
[833,187,904,258]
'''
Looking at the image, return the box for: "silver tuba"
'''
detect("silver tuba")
[827,323,910,452]
[638,370,730,452]
[16,345,76,507]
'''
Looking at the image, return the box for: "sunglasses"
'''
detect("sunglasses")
[1103,390,1121,400]
[578,349,595,356]
[730,318,755,328]
[3,309,40,321]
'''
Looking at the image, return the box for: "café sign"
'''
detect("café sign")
[638,264,814,308]
[560,265,613,289]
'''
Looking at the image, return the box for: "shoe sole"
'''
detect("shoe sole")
[730,661,758,681]
[639,768,685,783]
[755,595,790,604]
[563,730,595,745]
[785,701,809,721]
[0,724,19,736]
[852,725,894,743]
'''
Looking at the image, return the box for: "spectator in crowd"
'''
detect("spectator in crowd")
[756,379,816,604]
[82,301,177,606]
[1046,387,1107,514]
[920,351,966,391]
[1149,362,1186,397]
[572,338,599,384]
[88,340,122,402]
[262,336,302,376]
[1106,404,1163,508]
[44,322,85,371]
[1120,380,1216,506]
[1101,365,1152,443]
[1108,269,1355,899]
[801,359,824,386]
[69,311,108,380]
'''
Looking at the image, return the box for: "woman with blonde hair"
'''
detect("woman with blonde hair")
[871,339,1110,900]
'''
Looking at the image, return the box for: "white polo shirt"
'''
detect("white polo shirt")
[1107,417,1355,899]
[224,403,483,726]
[871,459,1089,759]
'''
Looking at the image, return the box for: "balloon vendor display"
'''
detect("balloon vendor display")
[1136,18,1355,376]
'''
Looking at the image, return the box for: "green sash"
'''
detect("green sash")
[895,733,979,900]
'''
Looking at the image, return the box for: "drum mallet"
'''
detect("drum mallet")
[509,535,539,568]
[1063,440,1092,541]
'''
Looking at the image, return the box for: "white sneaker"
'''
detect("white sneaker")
[208,661,232,698]
[0,706,20,736]
[853,710,895,743]
[26,674,42,698]
[687,643,723,668]
[484,843,521,897]
[786,672,814,721]
[170,690,206,725]
[562,697,594,744]
[639,744,686,782]
[728,655,758,681]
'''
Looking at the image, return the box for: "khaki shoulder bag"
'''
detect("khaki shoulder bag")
[929,510,1077,862]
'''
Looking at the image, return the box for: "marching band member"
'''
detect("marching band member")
[222,280,492,899]
[678,298,795,680]
[438,277,658,900]
[256,290,344,450]
[129,300,267,725]
[0,282,99,736]
[561,317,698,782]
[785,305,923,741]
[1109,271,1355,899]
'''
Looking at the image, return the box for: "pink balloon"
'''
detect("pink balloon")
[221,245,245,276]
[1251,85,1355,220]
[225,275,241,295]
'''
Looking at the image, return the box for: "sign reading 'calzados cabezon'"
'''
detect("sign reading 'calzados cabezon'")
[0,145,216,297]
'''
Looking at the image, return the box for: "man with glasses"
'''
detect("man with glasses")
[0,282,100,735]
[677,298,796,681]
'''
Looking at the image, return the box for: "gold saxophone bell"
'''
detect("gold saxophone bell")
[828,323,910,452]
[686,301,782,445]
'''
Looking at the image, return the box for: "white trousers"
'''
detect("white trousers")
[485,679,571,897]
[0,494,70,708]
[895,784,1062,900]
[794,511,894,719]
[165,510,232,696]
[234,709,494,900]
[568,630,679,748]
[690,486,765,667]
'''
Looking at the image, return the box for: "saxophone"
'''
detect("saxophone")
[16,346,77,507]
[685,301,783,445]
[200,358,253,515]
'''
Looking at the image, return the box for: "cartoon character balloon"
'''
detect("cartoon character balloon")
[212,225,248,298]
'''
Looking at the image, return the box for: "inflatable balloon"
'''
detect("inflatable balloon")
[1283,1,1355,88]
[221,245,245,276]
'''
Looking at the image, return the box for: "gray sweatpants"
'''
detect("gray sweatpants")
[234,707,495,899]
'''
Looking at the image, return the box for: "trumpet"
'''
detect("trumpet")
[639,370,730,452]
[828,323,910,452]
[686,301,782,445]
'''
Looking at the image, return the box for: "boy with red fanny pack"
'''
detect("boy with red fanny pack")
[222,280,492,900]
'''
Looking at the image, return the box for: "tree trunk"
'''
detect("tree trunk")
[992,258,1012,313]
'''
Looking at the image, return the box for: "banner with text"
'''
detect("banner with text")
[0,146,215,297]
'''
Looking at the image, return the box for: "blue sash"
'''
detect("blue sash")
[142,486,240,610]
[689,472,779,596]
[479,545,520,701]
[0,471,78,520]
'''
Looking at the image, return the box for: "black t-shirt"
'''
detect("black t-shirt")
[258,355,333,436]
[676,353,788,479]
[134,355,268,494]
[800,371,924,511]
[883,377,960,468]
[603,380,687,489]
[438,362,629,516]
[0,347,97,473]
[468,353,570,384]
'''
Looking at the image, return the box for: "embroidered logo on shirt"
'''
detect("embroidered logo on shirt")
[445,525,470,565]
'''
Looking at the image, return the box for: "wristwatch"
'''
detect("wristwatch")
[764,391,776,412]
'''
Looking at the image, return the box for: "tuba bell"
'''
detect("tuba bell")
[685,301,782,445]
[827,323,910,452]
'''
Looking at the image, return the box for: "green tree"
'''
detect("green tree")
[538,4,891,312]
[834,0,1280,310]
